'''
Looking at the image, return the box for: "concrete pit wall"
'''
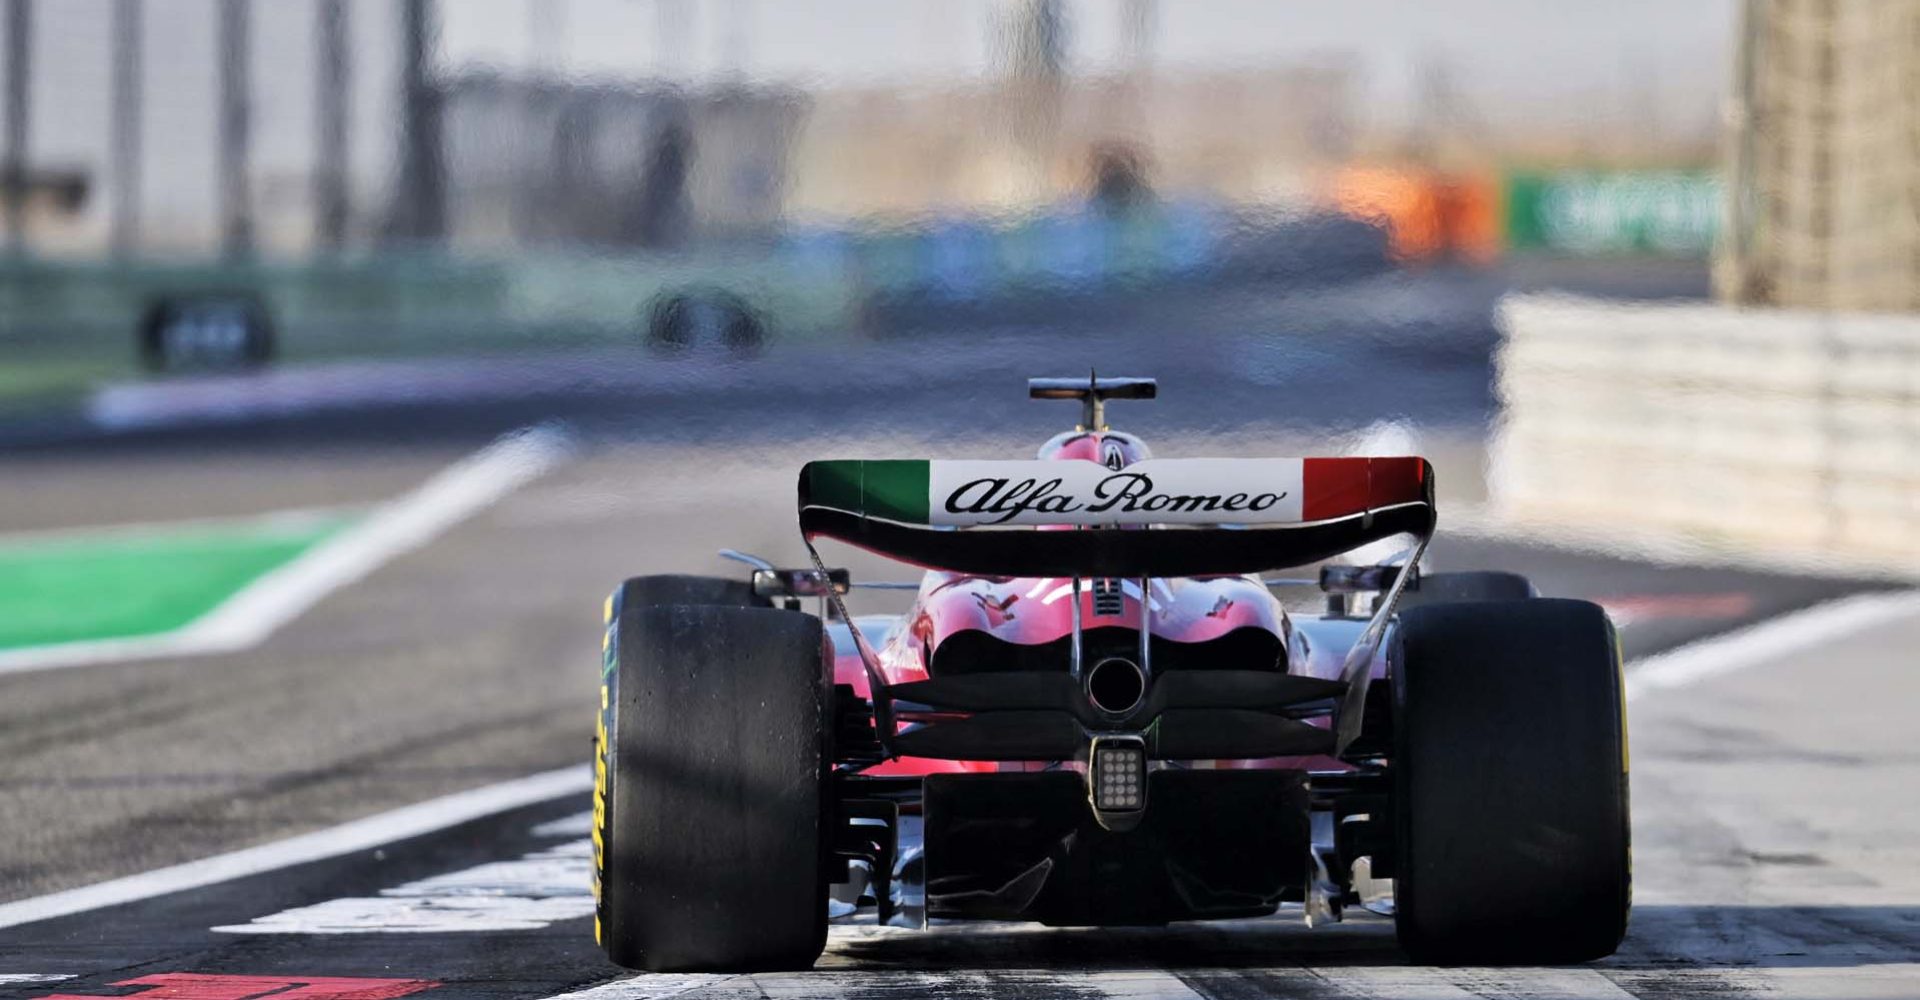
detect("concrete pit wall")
[1494,293,1920,571]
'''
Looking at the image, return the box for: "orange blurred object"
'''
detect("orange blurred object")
[1326,166,1501,264]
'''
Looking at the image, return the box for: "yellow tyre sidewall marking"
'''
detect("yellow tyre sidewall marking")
[592,595,617,947]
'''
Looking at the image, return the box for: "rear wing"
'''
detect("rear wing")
[799,455,1434,757]
[798,456,1434,577]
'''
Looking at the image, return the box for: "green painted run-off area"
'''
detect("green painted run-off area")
[0,512,356,651]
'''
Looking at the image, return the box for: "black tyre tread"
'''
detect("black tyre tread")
[722,304,766,351]
[1398,570,1535,609]
[615,573,764,611]
[1392,598,1629,965]
[596,603,830,971]
[137,296,275,372]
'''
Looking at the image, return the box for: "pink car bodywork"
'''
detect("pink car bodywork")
[827,567,1387,779]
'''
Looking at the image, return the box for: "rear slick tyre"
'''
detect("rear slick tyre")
[594,601,831,971]
[1397,570,1535,609]
[1391,598,1630,965]
[611,573,765,610]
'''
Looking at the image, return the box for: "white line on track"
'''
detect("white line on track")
[536,975,736,1000]
[212,812,598,934]
[0,424,573,677]
[0,765,592,931]
[1624,588,1920,702]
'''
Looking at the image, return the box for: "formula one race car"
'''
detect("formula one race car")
[592,375,1630,971]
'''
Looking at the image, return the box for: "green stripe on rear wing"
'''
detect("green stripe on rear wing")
[799,457,1433,575]
[801,460,932,525]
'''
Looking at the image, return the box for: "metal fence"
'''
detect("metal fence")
[0,0,493,260]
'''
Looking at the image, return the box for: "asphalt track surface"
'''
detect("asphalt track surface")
[3,262,1917,997]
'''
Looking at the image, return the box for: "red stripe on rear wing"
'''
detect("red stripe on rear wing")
[1302,457,1429,522]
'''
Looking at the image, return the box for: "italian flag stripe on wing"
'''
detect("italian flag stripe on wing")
[805,460,932,524]
[805,457,1426,526]
[1300,457,1429,522]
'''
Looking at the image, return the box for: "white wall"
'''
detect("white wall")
[1494,294,1920,572]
